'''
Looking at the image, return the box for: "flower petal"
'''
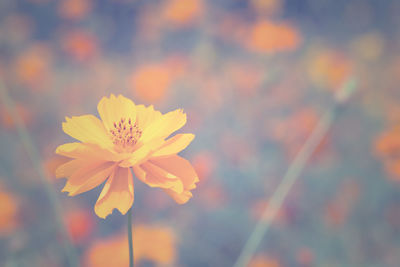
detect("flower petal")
[56,142,129,162]
[94,167,134,219]
[97,94,137,131]
[150,155,199,190]
[118,139,165,168]
[133,163,183,193]
[62,115,113,148]
[61,161,116,196]
[151,134,195,158]
[143,162,178,180]
[140,109,186,144]
[135,104,162,130]
[163,189,193,204]
[56,158,86,179]
[150,155,199,204]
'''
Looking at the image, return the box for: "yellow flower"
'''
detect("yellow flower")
[55,94,198,218]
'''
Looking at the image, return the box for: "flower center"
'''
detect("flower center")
[109,118,142,151]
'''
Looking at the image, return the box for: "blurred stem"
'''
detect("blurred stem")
[128,206,134,267]
[233,79,357,267]
[0,80,78,266]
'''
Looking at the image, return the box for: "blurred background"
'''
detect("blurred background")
[1,0,400,266]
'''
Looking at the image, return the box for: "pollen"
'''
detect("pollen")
[110,117,142,151]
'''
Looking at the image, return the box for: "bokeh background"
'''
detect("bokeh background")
[1,0,400,266]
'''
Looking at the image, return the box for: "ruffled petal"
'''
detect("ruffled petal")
[150,155,198,189]
[56,142,130,162]
[97,94,137,131]
[135,104,162,130]
[118,139,165,168]
[60,160,116,196]
[62,115,113,148]
[140,109,186,144]
[151,134,195,158]
[133,163,183,193]
[163,189,193,204]
[150,155,199,204]
[56,158,85,179]
[94,167,134,219]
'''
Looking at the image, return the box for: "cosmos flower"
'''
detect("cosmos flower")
[375,125,400,181]
[55,94,198,218]
[248,255,281,267]
[0,185,20,236]
[84,224,176,266]
[163,0,203,27]
[247,20,301,53]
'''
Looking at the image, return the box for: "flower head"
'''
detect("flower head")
[56,94,198,218]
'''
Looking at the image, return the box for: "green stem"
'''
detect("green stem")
[128,206,134,267]
[0,80,78,266]
[232,79,357,267]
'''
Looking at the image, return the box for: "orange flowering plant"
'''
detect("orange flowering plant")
[55,94,199,219]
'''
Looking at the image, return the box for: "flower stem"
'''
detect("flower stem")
[128,206,134,267]
[0,80,78,266]
[232,79,357,267]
